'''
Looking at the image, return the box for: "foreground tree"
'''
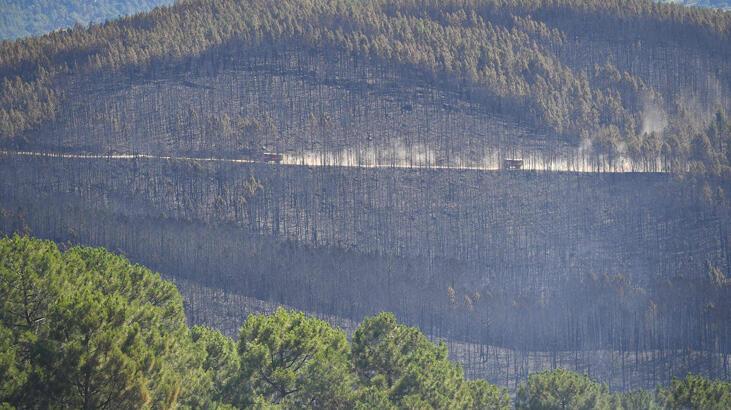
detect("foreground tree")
[466,379,512,410]
[515,368,612,410]
[352,312,469,408]
[615,390,661,410]
[0,236,199,408]
[658,374,731,410]
[186,325,241,409]
[0,236,62,405]
[0,325,22,408]
[237,307,354,408]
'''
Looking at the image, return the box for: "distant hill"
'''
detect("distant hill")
[658,0,731,10]
[0,0,174,40]
[1,0,729,172]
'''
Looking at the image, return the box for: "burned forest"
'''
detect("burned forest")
[2,0,731,403]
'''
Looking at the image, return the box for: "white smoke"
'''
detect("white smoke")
[579,137,593,155]
[641,101,668,136]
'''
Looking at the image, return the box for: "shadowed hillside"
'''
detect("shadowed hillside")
[2,153,729,390]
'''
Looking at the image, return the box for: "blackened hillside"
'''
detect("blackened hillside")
[2,153,729,389]
[1,0,730,392]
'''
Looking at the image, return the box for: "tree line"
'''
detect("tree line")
[2,235,730,409]
[0,235,510,409]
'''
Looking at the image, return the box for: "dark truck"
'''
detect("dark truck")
[260,152,284,163]
[502,159,524,170]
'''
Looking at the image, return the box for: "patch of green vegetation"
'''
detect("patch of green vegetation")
[0,235,509,408]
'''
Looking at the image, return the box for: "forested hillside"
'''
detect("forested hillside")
[1,0,730,169]
[0,0,174,40]
[1,0,731,394]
